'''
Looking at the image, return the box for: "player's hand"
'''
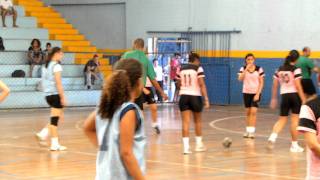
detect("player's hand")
[204,99,210,109]
[253,94,260,102]
[143,88,150,95]
[270,98,277,109]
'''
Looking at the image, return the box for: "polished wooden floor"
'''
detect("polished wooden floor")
[0,104,307,180]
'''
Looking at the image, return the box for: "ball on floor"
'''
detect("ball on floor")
[222,137,232,148]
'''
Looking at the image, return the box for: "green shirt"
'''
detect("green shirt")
[296,56,315,79]
[122,50,156,85]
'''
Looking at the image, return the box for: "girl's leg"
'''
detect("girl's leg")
[49,108,66,151]
[290,114,304,152]
[150,103,160,134]
[268,116,288,143]
[193,112,206,152]
[247,107,258,138]
[244,108,252,137]
[181,110,191,154]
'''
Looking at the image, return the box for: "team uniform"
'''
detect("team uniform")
[96,102,146,180]
[177,64,205,112]
[296,56,317,95]
[298,97,320,179]
[42,61,63,109]
[122,50,156,110]
[238,66,265,108]
[273,65,302,116]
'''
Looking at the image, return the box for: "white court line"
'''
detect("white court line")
[209,115,303,141]
[0,143,303,179]
[146,160,302,180]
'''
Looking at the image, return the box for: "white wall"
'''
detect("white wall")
[47,0,320,50]
[126,0,320,51]
[53,3,126,49]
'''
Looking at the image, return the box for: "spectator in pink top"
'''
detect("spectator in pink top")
[170,53,181,102]
[268,50,306,152]
[238,53,265,138]
[298,95,320,179]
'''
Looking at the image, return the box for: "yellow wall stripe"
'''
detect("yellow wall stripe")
[195,50,320,59]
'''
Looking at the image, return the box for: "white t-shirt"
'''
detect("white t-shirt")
[0,0,13,9]
[53,64,62,73]
[154,66,163,81]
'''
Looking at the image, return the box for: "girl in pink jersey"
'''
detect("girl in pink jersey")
[238,53,265,138]
[268,50,306,152]
[176,52,210,154]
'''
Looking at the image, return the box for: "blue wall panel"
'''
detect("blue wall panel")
[203,64,230,105]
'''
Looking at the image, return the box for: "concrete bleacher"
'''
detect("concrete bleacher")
[4,39,62,51]
[0,4,103,109]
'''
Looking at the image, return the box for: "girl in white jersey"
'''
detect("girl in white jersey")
[83,59,146,180]
[268,50,306,152]
[238,53,265,138]
[0,80,10,102]
[36,47,67,151]
[176,52,210,154]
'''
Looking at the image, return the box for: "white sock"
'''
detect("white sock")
[51,137,59,147]
[268,133,278,142]
[39,127,49,137]
[247,127,255,133]
[195,136,203,145]
[182,137,189,150]
[292,141,299,147]
[152,122,158,128]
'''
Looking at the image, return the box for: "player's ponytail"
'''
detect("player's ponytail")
[284,50,299,67]
[98,59,143,119]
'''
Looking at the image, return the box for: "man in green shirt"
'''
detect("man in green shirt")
[296,47,319,96]
[122,38,168,108]
[122,38,167,134]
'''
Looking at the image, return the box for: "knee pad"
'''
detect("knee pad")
[50,116,59,126]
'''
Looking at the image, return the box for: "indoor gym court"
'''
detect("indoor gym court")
[1,0,319,179]
[0,105,307,179]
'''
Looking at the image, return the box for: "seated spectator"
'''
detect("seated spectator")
[0,0,18,28]
[28,39,44,77]
[43,42,52,62]
[83,54,103,90]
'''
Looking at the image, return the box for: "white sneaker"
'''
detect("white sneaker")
[183,148,192,155]
[50,145,67,151]
[267,140,275,150]
[36,133,47,141]
[195,144,207,152]
[290,145,304,153]
[243,132,255,139]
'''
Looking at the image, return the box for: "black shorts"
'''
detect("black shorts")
[280,93,301,116]
[179,95,203,112]
[301,79,316,95]
[46,94,63,109]
[134,94,144,110]
[243,93,260,108]
[143,87,156,105]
